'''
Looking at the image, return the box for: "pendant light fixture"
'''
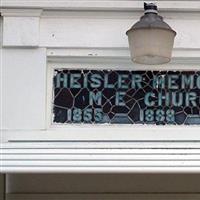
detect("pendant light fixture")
[126,2,176,65]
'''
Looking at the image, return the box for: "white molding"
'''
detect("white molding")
[2,16,41,47]
[0,9,43,17]
[1,1,200,12]
[47,48,200,58]
[1,141,200,173]
[3,127,200,142]
[40,10,200,20]
[2,141,200,148]
[5,194,200,200]
[47,48,200,67]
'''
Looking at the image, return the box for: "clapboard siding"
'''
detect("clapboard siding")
[2,142,200,173]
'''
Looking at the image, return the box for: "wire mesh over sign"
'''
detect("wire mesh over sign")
[52,69,200,125]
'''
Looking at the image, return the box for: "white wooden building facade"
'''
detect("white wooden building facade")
[1,0,200,199]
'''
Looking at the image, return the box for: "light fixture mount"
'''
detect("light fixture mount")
[126,2,176,65]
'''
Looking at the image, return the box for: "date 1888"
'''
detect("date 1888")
[140,109,175,124]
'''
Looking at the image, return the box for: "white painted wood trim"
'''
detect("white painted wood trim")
[2,141,200,148]
[1,1,200,12]
[5,194,200,200]
[2,128,200,142]
[43,50,200,142]
[1,142,200,173]
[0,9,43,17]
[47,48,200,67]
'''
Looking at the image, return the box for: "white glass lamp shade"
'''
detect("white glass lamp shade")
[126,2,176,65]
[127,28,176,65]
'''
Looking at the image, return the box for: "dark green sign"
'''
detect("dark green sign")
[53,69,200,125]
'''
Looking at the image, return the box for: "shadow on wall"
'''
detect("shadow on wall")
[6,173,200,193]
